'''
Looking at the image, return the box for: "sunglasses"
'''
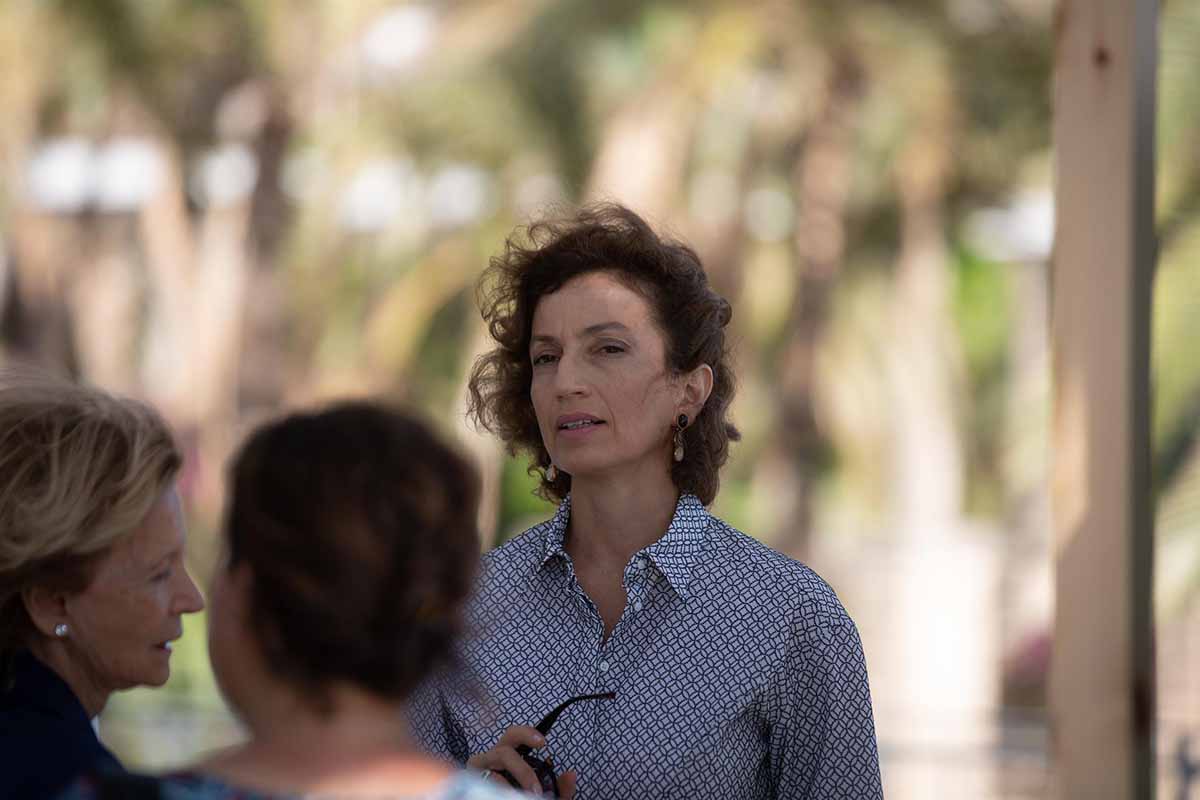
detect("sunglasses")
[498,691,617,796]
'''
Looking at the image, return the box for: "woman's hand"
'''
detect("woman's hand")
[555,770,578,799]
[469,725,542,792]
[468,726,577,798]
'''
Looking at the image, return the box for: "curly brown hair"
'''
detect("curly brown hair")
[223,402,480,709]
[467,203,740,505]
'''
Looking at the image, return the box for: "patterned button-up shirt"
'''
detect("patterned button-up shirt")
[407,494,883,799]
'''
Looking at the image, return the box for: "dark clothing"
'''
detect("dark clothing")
[0,651,123,800]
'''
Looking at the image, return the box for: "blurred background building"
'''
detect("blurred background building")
[0,1,1196,797]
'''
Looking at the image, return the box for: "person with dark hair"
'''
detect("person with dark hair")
[407,204,883,799]
[62,402,521,800]
[0,368,205,800]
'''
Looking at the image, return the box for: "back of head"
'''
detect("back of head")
[224,401,481,708]
[0,366,181,680]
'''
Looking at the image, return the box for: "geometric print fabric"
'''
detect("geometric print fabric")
[406,494,884,799]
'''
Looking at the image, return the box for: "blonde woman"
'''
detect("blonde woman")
[0,369,205,800]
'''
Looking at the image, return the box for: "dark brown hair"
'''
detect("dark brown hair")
[467,203,740,505]
[224,402,480,708]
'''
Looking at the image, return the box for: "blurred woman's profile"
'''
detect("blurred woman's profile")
[62,401,521,800]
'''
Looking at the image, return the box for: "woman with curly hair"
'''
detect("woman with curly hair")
[408,204,882,799]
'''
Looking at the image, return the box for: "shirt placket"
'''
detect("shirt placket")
[551,553,613,800]
[556,554,608,682]
[626,551,651,614]
[576,552,651,799]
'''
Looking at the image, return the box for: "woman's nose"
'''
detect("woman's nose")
[176,567,206,614]
[552,353,588,398]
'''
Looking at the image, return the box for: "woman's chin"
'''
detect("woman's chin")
[141,670,171,688]
[111,668,170,693]
[141,651,174,686]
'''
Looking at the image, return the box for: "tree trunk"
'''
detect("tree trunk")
[585,77,695,223]
[768,51,862,556]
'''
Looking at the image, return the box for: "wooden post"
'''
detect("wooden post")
[1050,1,1157,798]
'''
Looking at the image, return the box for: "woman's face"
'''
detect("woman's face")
[529,271,684,483]
[63,486,204,693]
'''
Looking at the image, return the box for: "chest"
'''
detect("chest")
[453,577,791,797]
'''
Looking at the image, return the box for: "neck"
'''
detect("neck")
[246,684,417,757]
[205,684,447,794]
[566,464,681,569]
[25,639,110,718]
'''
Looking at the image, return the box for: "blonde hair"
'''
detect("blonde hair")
[0,366,181,668]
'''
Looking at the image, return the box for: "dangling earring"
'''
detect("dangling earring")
[54,623,69,638]
[673,414,688,463]
[546,464,558,482]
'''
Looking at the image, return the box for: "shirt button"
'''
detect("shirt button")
[633,600,643,612]
[599,660,610,672]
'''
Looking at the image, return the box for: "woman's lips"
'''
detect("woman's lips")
[557,419,605,438]
[556,412,604,429]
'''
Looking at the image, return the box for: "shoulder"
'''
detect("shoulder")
[2,708,122,799]
[57,772,248,800]
[701,515,855,633]
[477,518,555,583]
[435,772,526,799]
[465,523,553,625]
[483,520,548,564]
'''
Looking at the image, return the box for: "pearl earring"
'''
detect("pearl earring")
[546,464,558,482]
[54,623,69,638]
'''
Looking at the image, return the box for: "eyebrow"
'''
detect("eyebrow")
[145,547,181,572]
[530,321,633,347]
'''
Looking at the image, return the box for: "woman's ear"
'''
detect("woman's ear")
[231,562,254,610]
[22,585,69,638]
[680,363,714,420]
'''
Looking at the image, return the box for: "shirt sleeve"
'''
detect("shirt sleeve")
[405,676,471,764]
[767,616,884,799]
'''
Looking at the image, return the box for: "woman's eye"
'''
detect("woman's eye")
[532,353,558,365]
[599,344,626,355]
[152,568,172,583]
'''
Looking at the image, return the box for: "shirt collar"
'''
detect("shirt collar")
[538,493,712,599]
[538,496,573,569]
